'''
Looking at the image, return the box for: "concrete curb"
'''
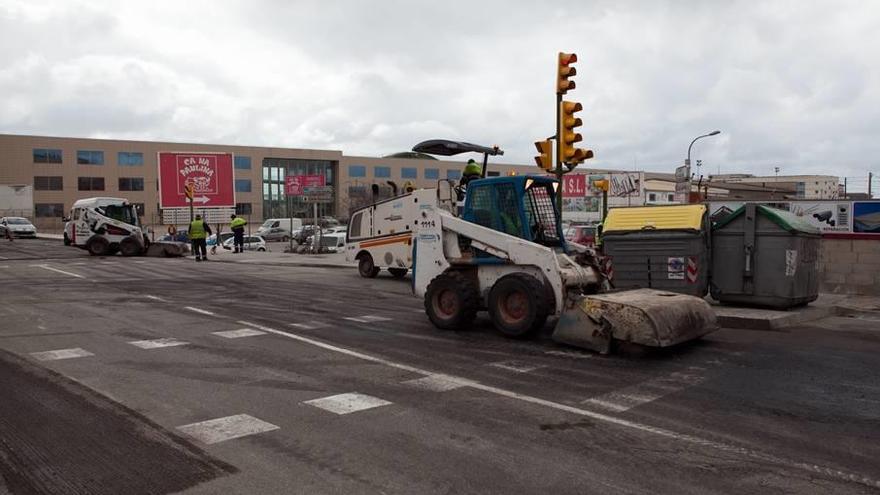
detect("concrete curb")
[713,305,838,331]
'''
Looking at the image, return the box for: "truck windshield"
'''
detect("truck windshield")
[100,204,139,226]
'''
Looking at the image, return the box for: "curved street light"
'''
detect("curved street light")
[686,130,721,167]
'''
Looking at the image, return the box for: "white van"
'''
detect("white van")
[256,218,303,241]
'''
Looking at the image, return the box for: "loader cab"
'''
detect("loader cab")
[462,175,566,249]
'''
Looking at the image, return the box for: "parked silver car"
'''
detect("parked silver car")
[0,217,37,238]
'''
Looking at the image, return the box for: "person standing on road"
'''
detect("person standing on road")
[230,214,247,253]
[189,214,212,261]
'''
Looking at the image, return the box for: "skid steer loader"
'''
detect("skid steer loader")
[411,172,717,354]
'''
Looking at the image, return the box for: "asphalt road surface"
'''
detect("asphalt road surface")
[1,239,879,494]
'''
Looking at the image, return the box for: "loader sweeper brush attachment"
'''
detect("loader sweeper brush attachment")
[552,288,718,354]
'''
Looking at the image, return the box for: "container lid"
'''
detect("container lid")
[713,205,820,234]
[603,204,706,233]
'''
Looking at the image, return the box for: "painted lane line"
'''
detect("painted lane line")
[32,264,85,279]
[344,315,392,323]
[235,319,880,490]
[490,360,544,373]
[544,350,593,360]
[177,414,279,445]
[184,306,216,316]
[72,262,87,265]
[0,255,7,260]
[128,338,188,349]
[0,265,9,269]
[289,321,331,330]
[30,348,94,361]
[144,295,168,302]
[581,370,708,413]
[212,328,266,339]
[402,374,466,392]
[304,393,392,415]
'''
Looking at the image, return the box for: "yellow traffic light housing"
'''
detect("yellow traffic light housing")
[534,140,553,171]
[591,179,609,192]
[557,52,577,95]
[558,100,594,165]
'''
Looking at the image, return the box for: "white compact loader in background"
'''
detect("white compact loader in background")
[65,197,147,256]
[403,140,717,354]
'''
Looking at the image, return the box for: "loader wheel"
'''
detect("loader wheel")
[357,254,380,278]
[488,273,550,338]
[63,232,71,246]
[120,238,141,257]
[86,236,109,256]
[388,268,408,279]
[424,271,479,330]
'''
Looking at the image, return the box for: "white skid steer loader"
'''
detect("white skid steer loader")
[411,173,717,354]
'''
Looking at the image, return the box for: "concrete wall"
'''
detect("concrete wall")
[819,238,880,295]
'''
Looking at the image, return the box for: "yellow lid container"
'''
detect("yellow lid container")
[603,204,706,233]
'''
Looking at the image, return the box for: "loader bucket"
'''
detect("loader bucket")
[552,288,718,354]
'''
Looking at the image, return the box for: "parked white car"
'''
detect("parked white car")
[320,233,347,253]
[222,235,267,251]
[0,216,37,238]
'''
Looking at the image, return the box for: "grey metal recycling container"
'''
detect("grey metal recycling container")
[710,204,820,309]
[602,204,710,297]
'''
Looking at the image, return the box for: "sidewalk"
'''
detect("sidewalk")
[710,293,880,331]
[207,246,354,269]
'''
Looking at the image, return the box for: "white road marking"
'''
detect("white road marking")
[490,360,543,373]
[72,262,87,265]
[344,315,392,323]
[289,321,331,330]
[236,319,880,490]
[32,264,85,279]
[0,256,7,260]
[402,374,466,392]
[128,338,188,349]
[0,265,9,269]
[184,306,216,316]
[133,260,147,264]
[144,295,167,302]
[582,369,708,413]
[30,348,94,361]
[304,392,392,415]
[544,350,593,360]
[177,414,279,445]
[212,328,266,339]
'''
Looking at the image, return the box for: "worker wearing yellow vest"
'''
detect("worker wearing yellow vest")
[189,214,212,261]
[230,214,247,253]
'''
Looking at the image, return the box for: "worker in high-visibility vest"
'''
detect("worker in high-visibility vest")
[230,214,247,253]
[189,214,212,261]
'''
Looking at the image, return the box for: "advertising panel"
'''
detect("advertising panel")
[158,152,235,208]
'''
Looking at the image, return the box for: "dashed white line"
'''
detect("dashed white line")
[402,374,466,392]
[144,295,167,302]
[305,392,392,415]
[344,315,393,323]
[212,328,266,339]
[32,264,85,279]
[490,360,543,373]
[177,414,279,444]
[0,256,7,260]
[235,319,880,490]
[544,350,593,360]
[0,265,9,269]
[128,338,188,349]
[184,306,216,316]
[289,321,331,330]
[582,368,709,413]
[30,348,94,361]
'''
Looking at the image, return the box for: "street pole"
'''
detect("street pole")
[869,172,874,198]
[555,93,563,214]
[686,131,721,204]
[188,196,194,223]
[288,195,294,253]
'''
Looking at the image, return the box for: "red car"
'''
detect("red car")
[564,225,596,246]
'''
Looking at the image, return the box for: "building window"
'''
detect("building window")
[401,167,417,179]
[648,193,657,202]
[118,152,144,166]
[235,179,252,192]
[668,194,675,202]
[77,177,105,191]
[235,203,253,215]
[33,176,63,191]
[374,166,390,178]
[447,169,461,180]
[33,148,63,164]
[76,150,104,165]
[348,165,366,178]
[424,168,439,180]
[118,177,144,191]
[234,156,252,170]
[35,203,64,217]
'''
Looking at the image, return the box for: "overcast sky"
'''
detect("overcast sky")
[1,0,878,189]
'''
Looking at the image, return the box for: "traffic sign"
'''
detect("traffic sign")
[285,175,325,195]
[159,152,235,208]
[302,186,333,195]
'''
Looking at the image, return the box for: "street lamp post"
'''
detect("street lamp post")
[686,130,721,169]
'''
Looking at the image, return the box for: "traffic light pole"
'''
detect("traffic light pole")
[555,92,563,214]
[189,196,194,223]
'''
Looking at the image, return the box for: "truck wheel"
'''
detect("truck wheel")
[424,271,479,330]
[86,236,109,256]
[357,254,380,278]
[488,273,550,338]
[120,238,141,257]
[63,232,71,246]
[388,268,408,279]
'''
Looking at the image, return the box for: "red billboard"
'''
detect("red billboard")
[285,174,326,195]
[561,174,586,197]
[158,152,235,208]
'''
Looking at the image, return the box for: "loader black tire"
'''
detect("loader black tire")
[488,273,550,338]
[120,238,142,257]
[424,271,479,330]
[388,268,408,279]
[63,232,71,246]
[357,254,380,278]
[86,236,109,256]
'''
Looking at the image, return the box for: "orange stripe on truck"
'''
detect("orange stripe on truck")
[360,233,412,248]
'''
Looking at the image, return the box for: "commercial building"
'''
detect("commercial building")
[707,174,840,199]
[0,134,527,231]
